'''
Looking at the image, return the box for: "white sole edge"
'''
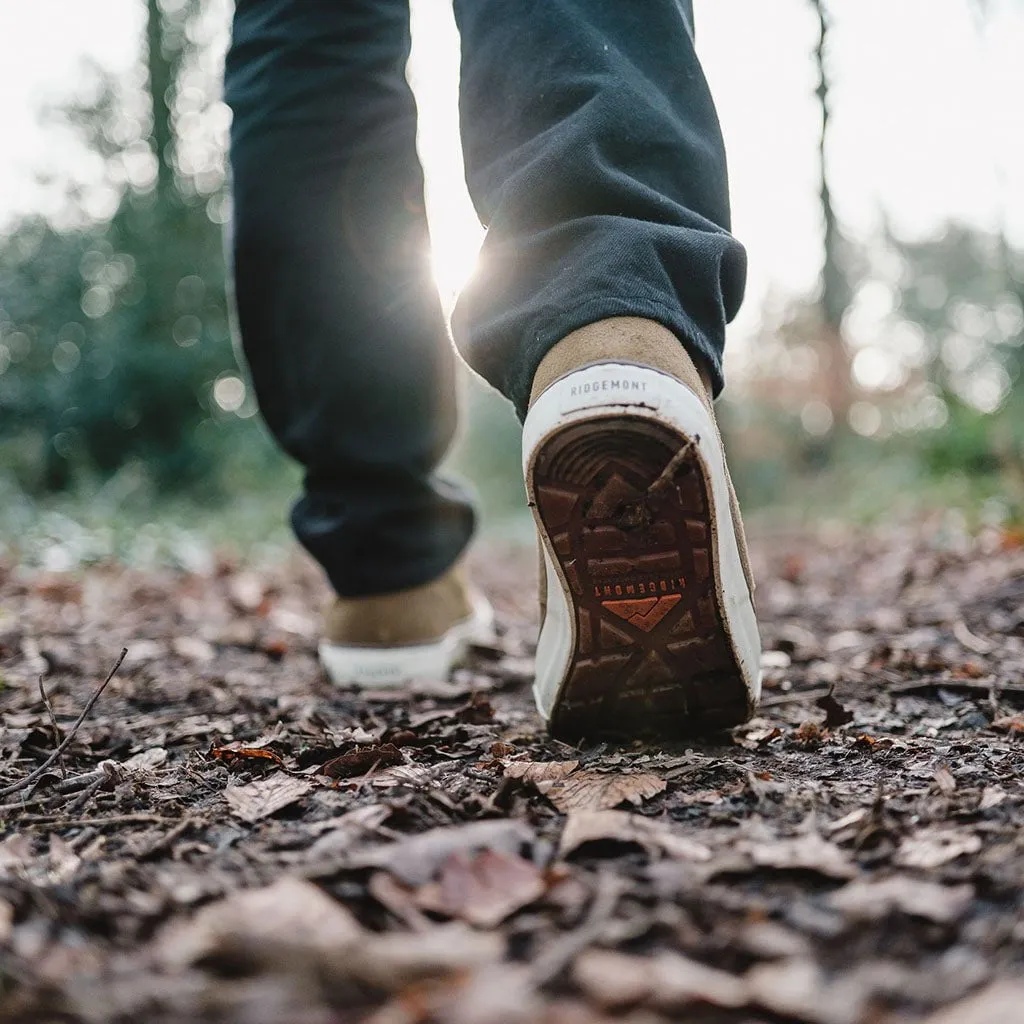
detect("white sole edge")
[522,361,762,724]
[319,592,495,688]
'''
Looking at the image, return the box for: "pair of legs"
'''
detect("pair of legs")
[225,0,746,601]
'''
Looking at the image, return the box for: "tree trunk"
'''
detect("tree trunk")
[146,0,175,206]
[811,0,853,435]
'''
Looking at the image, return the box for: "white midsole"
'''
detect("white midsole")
[319,592,494,687]
[522,362,762,722]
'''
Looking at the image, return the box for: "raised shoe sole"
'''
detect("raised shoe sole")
[522,362,761,741]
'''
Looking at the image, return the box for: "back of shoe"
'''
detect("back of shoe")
[523,359,761,741]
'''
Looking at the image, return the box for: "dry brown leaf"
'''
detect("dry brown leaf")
[159,876,363,970]
[896,829,982,869]
[352,924,504,992]
[415,847,547,927]
[735,832,857,880]
[223,772,312,823]
[991,713,1024,733]
[348,819,536,887]
[210,744,284,768]
[829,876,974,924]
[160,878,500,993]
[543,770,666,812]
[504,759,580,785]
[321,742,404,779]
[559,810,711,862]
[369,763,435,788]
[980,785,1008,810]
[292,804,392,862]
[933,764,957,794]
[921,980,1024,1024]
[745,958,865,1024]
[573,949,747,1012]
[171,635,215,663]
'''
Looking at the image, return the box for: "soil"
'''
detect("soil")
[1,518,1023,1023]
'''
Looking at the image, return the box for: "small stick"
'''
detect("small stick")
[0,649,127,800]
[38,676,65,779]
[647,437,699,497]
[759,686,835,708]
[65,774,107,815]
[13,813,171,828]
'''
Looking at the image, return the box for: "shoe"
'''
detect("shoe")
[522,317,761,740]
[319,565,494,687]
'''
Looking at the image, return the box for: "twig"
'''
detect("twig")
[759,686,834,708]
[38,675,65,779]
[647,437,699,497]
[65,774,107,815]
[0,649,127,800]
[13,813,172,828]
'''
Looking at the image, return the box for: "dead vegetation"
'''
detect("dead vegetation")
[1,520,1023,1023]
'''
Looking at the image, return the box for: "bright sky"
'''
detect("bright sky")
[1,0,1022,357]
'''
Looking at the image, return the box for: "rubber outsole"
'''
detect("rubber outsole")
[531,415,753,741]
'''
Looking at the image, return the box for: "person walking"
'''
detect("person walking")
[224,0,761,740]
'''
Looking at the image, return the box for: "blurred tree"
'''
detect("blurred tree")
[0,0,238,493]
[809,0,854,440]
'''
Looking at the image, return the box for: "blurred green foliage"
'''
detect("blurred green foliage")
[0,0,260,495]
[0,0,1020,546]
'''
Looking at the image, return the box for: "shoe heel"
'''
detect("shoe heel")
[524,364,760,740]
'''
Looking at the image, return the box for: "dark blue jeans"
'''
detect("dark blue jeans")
[225,0,745,599]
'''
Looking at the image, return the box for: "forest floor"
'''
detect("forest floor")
[1,517,1023,1024]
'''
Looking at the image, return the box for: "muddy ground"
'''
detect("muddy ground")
[1,519,1023,1023]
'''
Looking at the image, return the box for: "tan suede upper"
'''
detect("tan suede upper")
[528,317,755,599]
[323,566,475,648]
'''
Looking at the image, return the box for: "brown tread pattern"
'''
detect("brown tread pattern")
[533,416,751,741]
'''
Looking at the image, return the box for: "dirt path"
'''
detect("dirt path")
[1,520,1023,1023]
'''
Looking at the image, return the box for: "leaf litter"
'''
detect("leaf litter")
[1,520,1023,1021]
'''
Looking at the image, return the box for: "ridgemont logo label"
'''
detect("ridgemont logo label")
[569,378,647,398]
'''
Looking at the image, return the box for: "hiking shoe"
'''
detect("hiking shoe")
[319,566,494,687]
[522,317,761,740]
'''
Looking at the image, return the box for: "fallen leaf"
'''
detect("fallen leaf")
[734,833,857,880]
[543,770,666,812]
[289,805,393,862]
[829,876,974,924]
[210,744,284,768]
[896,829,982,869]
[745,958,865,1024]
[159,876,363,970]
[224,773,312,823]
[172,635,215,663]
[921,980,1024,1024]
[347,819,537,886]
[559,810,711,862]
[352,924,503,992]
[227,571,265,612]
[416,847,547,927]
[369,763,435,788]
[991,714,1024,733]
[161,877,501,993]
[504,759,580,785]
[979,785,1007,810]
[573,949,747,1012]
[322,742,404,779]
[0,835,35,876]
[933,764,957,795]
[122,747,169,771]
[816,690,855,728]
